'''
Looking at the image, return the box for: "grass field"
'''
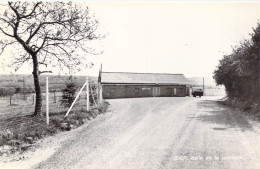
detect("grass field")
[0,93,89,129]
[0,78,105,155]
[0,74,98,93]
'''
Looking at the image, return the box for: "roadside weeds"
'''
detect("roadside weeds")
[0,102,109,158]
[218,98,260,121]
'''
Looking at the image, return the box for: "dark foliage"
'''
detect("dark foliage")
[214,22,260,103]
[60,77,77,107]
[0,87,15,97]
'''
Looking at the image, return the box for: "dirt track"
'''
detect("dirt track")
[5,96,260,169]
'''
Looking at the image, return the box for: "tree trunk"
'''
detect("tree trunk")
[32,55,42,116]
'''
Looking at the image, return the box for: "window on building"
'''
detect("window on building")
[173,88,177,95]
[142,87,151,90]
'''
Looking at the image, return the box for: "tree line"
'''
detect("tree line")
[0,87,35,97]
[214,22,260,103]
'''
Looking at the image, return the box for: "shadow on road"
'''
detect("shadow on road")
[194,100,253,132]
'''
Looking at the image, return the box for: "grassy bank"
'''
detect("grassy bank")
[220,98,260,120]
[0,102,109,156]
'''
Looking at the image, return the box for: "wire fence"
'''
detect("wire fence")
[0,82,100,131]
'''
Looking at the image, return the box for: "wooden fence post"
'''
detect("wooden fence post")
[99,84,103,105]
[46,77,49,126]
[96,87,99,106]
[90,84,97,107]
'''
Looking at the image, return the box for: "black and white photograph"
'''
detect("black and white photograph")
[0,0,260,169]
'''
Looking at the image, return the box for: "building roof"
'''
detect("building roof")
[100,72,190,85]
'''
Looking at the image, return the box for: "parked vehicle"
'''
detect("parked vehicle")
[192,87,203,97]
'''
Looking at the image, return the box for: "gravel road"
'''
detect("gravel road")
[32,96,260,169]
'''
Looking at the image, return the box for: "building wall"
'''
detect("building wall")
[102,84,187,99]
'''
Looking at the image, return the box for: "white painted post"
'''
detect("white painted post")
[86,77,90,111]
[46,77,49,126]
[96,87,99,106]
[99,84,103,105]
[90,85,97,107]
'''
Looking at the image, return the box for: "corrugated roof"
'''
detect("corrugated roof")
[100,72,190,85]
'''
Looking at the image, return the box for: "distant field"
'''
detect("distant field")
[0,74,98,92]
[204,88,226,96]
[0,74,99,120]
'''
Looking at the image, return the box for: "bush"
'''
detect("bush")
[15,87,22,93]
[0,87,15,97]
[60,76,77,107]
[214,22,260,103]
[51,117,64,127]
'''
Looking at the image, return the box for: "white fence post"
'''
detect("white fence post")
[90,84,97,107]
[96,87,99,105]
[99,84,103,105]
[46,77,49,126]
[86,77,90,111]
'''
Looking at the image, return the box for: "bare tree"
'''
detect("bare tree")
[0,2,103,116]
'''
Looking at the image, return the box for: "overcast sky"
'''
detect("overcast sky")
[1,1,260,78]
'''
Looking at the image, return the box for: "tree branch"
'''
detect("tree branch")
[0,40,16,55]
[0,27,14,37]
[35,36,47,53]
[0,17,15,28]
[21,2,42,18]
[1,1,104,75]
[39,70,52,75]
[26,23,43,44]
[8,2,20,19]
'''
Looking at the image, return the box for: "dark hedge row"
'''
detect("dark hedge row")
[214,22,260,102]
[0,87,35,97]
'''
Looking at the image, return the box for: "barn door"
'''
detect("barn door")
[153,87,160,97]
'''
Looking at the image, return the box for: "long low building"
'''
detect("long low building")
[98,71,190,99]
